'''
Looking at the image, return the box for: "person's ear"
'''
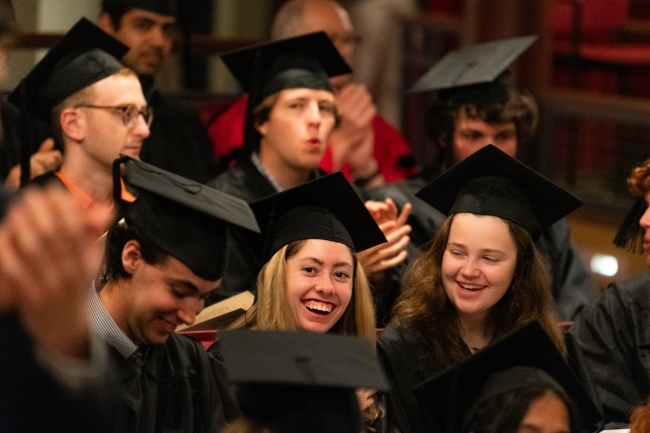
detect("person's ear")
[121,239,143,275]
[97,13,117,35]
[255,120,269,137]
[60,107,85,142]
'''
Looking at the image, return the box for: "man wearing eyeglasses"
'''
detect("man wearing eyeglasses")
[9,18,150,215]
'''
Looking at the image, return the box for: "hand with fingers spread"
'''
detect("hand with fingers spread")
[359,199,412,275]
[0,186,111,359]
[3,138,63,191]
[365,197,411,227]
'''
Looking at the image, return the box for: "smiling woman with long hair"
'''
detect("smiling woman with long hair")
[209,173,388,431]
[378,145,587,433]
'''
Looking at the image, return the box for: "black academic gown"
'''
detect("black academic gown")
[365,168,599,322]
[379,322,603,433]
[571,272,650,425]
[140,85,216,183]
[107,332,230,433]
[0,100,55,183]
[0,312,117,433]
[377,323,467,433]
[206,160,325,303]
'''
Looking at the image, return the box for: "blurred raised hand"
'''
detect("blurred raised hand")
[0,186,110,358]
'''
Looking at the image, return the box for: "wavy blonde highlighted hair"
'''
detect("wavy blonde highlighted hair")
[231,240,377,343]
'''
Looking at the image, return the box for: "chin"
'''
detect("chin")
[300,321,333,334]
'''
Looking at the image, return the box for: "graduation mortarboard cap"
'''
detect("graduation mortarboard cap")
[101,0,176,16]
[415,145,583,241]
[413,321,602,433]
[220,330,389,390]
[220,330,389,433]
[221,31,350,102]
[409,35,537,105]
[116,156,260,281]
[8,18,128,125]
[221,31,350,152]
[249,172,386,262]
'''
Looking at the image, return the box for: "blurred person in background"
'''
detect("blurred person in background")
[98,0,217,183]
[572,156,650,427]
[209,0,418,187]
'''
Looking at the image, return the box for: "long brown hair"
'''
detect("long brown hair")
[231,240,377,343]
[391,214,565,368]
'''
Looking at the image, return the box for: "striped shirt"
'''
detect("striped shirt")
[87,282,138,360]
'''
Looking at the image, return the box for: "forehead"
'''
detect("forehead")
[448,213,516,247]
[292,239,354,263]
[121,8,176,27]
[90,72,145,103]
[152,254,220,292]
[301,1,353,36]
[276,87,335,101]
[455,110,516,130]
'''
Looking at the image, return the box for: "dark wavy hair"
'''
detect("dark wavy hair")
[101,222,167,283]
[465,387,582,433]
[390,214,565,368]
[426,89,538,168]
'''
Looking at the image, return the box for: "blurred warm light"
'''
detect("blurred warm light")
[590,254,619,277]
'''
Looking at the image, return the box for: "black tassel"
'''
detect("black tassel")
[112,155,130,222]
[613,197,647,253]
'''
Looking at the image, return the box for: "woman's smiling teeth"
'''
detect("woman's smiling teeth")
[458,282,484,291]
[303,300,333,314]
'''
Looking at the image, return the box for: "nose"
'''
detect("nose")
[460,259,480,279]
[133,112,151,139]
[314,275,334,295]
[176,298,202,326]
[306,102,322,126]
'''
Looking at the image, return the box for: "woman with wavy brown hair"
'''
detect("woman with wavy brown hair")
[378,145,587,433]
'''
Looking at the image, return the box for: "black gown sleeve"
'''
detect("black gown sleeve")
[571,273,650,425]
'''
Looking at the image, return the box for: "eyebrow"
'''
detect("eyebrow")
[447,243,506,255]
[479,248,507,255]
[301,257,353,268]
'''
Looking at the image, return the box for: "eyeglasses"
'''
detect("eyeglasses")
[76,104,154,128]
